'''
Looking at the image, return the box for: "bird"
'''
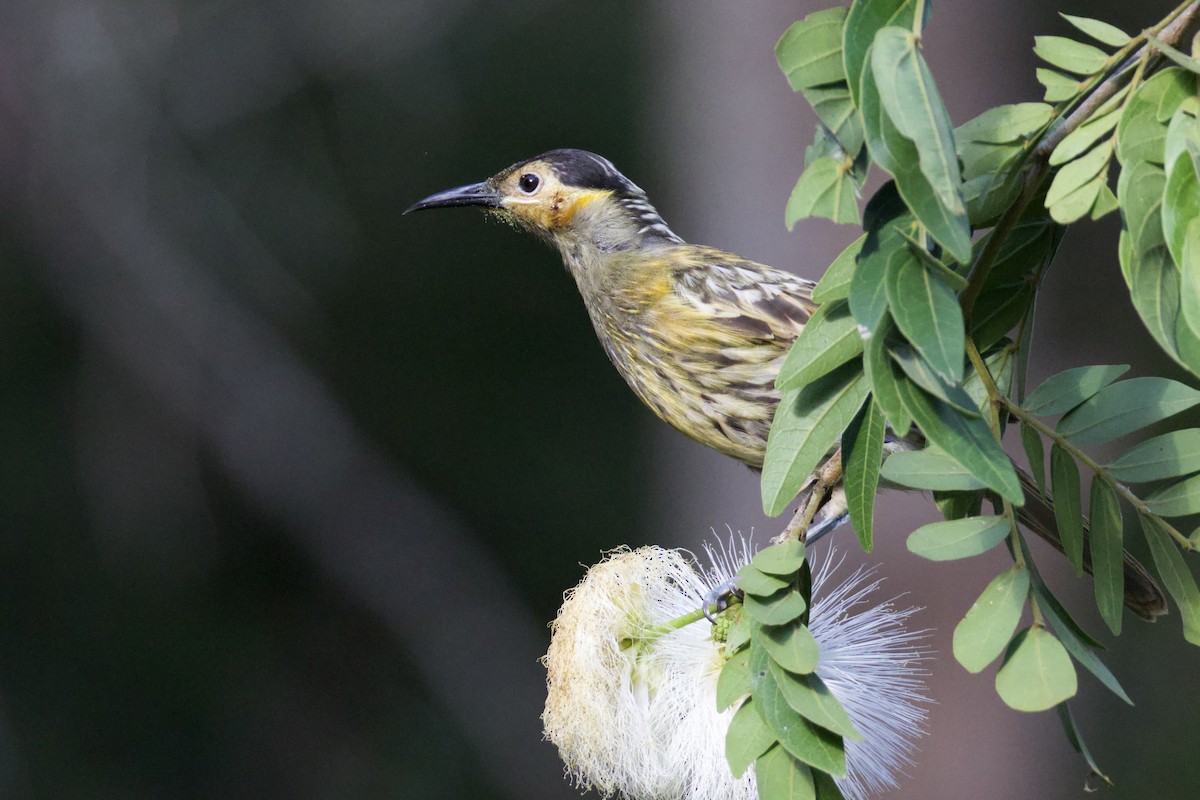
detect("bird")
[405,147,1167,621]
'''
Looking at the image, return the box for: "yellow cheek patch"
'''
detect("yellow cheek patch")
[554,189,613,227]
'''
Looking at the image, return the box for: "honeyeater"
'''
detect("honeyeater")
[406,148,1166,621]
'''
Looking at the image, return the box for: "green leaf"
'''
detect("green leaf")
[777,8,850,91]
[1056,377,1200,444]
[786,156,861,227]
[717,649,752,712]
[777,301,864,391]
[859,58,972,263]
[753,539,807,576]
[1037,68,1081,102]
[771,664,862,741]
[1049,107,1120,166]
[745,587,808,626]
[956,102,1055,145]
[755,744,816,800]
[848,230,891,334]
[726,698,776,778]
[1035,587,1133,705]
[1179,221,1200,347]
[843,0,928,107]
[1117,68,1194,166]
[1162,141,1200,270]
[842,398,885,552]
[1090,480,1124,636]
[812,235,865,303]
[763,364,870,516]
[1059,14,1130,48]
[893,378,1024,502]
[1144,473,1200,517]
[1141,516,1200,646]
[1050,444,1085,575]
[1023,364,1130,416]
[907,515,1011,561]
[881,448,987,491]
[1107,428,1200,482]
[863,319,914,433]
[738,564,791,597]
[759,622,820,675]
[1033,36,1108,76]
[891,339,978,419]
[1045,139,1114,224]
[1021,424,1046,492]
[753,658,847,777]
[953,565,1030,673]
[884,250,965,384]
[871,26,966,215]
[1020,542,1133,704]
[995,626,1078,712]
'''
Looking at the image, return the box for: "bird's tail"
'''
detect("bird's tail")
[1015,468,1168,622]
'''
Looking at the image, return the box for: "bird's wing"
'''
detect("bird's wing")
[667,246,816,344]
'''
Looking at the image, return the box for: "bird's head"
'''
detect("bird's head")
[405,149,680,254]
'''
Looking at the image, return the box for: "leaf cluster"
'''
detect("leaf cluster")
[719,540,854,800]
[755,0,1200,787]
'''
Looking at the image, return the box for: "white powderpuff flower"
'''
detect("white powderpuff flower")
[541,542,930,800]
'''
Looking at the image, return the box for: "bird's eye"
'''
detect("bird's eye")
[518,173,541,194]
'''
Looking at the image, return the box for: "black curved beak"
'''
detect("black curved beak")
[403,181,501,214]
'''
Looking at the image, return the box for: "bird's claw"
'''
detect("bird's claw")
[702,578,743,622]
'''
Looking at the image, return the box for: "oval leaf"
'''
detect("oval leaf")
[753,539,807,576]
[907,515,1011,561]
[726,698,776,778]
[885,251,965,384]
[953,565,1030,673]
[1033,36,1108,76]
[843,399,885,552]
[777,301,864,391]
[1023,364,1130,416]
[738,564,791,597]
[995,626,1078,712]
[759,622,820,675]
[763,364,870,516]
[1144,473,1200,517]
[881,448,987,491]
[1141,516,1200,646]
[745,588,808,626]
[1056,377,1200,444]
[1090,480,1124,636]
[1050,444,1085,575]
[893,378,1024,502]
[1107,428,1200,482]
[1060,14,1130,48]
[872,27,966,215]
[717,650,752,712]
[753,661,847,777]
[770,662,862,742]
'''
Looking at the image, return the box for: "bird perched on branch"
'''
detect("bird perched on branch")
[406,148,1166,621]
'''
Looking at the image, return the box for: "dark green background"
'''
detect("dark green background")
[0,1,1196,798]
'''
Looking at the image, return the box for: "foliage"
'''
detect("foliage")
[745,1,1200,796]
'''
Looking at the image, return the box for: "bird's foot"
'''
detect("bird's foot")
[702,578,743,622]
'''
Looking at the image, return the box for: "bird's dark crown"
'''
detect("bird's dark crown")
[509,149,639,196]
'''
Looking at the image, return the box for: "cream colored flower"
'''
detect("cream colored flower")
[541,542,929,800]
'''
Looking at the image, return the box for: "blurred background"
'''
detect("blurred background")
[0,0,1197,797]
